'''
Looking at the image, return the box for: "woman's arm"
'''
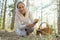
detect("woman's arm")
[15,15,27,29]
[29,12,38,25]
[16,20,26,29]
[29,12,34,23]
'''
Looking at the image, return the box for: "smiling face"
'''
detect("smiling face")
[17,2,26,15]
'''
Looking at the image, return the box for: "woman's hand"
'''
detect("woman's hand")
[33,19,38,24]
[26,24,35,28]
[26,19,38,28]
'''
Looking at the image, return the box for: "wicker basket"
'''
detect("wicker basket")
[36,22,53,35]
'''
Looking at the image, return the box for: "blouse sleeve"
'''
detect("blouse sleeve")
[15,15,27,29]
[29,12,34,23]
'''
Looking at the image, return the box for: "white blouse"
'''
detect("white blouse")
[15,11,34,36]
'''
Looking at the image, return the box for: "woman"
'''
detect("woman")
[15,1,38,37]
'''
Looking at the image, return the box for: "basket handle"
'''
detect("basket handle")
[39,22,49,29]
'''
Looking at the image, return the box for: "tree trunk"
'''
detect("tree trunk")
[2,0,7,29]
[57,0,60,34]
[11,0,16,30]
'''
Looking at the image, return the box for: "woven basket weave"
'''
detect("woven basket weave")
[36,22,53,35]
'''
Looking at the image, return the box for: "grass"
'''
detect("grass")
[0,17,2,30]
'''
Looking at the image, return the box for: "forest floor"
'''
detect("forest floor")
[0,31,60,40]
[0,31,40,40]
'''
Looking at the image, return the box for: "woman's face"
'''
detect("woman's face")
[18,3,26,15]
